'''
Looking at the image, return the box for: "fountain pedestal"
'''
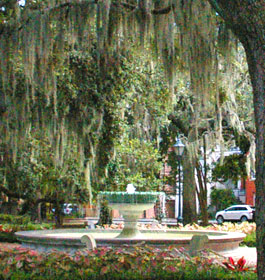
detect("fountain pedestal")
[109,203,154,238]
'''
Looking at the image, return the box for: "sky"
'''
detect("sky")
[19,0,26,6]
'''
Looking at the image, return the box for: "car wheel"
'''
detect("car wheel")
[217,215,224,224]
[240,216,248,222]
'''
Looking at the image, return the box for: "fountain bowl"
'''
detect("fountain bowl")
[99,191,162,238]
[15,228,245,254]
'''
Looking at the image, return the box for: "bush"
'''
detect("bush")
[97,199,112,226]
[242,231,256,247]
[0,214,30,225]
[0,245,257,280]
[210,188,240,212]
[0,232,17,243]
[0,216,53,243]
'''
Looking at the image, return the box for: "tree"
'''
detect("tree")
[0,133,88,226]
[207,2,264,278]
[0,1,263,277]
[210,188,239,212]
[212,154,247,184]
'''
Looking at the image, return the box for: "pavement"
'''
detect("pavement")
[220,247,257,267]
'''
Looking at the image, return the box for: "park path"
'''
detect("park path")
[220,247,257,267]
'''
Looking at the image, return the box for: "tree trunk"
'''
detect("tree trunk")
[54,201,63,228]
[182,150,197,225]
[208,1,265,278]
[195,160,209,226]
[245,37,265,280]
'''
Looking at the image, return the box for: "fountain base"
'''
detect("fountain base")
[15,228,246,254]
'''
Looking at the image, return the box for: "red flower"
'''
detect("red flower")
[237,256,247,271]
[223,256,248,272]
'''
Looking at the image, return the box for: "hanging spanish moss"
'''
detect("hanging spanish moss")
[153,1,176,97]
[173,0,217,107]
[0,0,255,205]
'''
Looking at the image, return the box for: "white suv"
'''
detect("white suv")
[215,205,255,224]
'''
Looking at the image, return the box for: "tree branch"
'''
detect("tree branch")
[0,0,98,36]
[0,185,27,200]
[152,4,174,15]
[1,0,175,37]
[112,1,174,14]
[112,1,136,11]
[0,184,62,205]
[207,0,226,19]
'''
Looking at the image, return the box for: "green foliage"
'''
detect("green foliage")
[0,214,30,225]
[0,217,52,233]
[210,188,240,212]
[105,137,163,192]
[233,131,251,155]
[1,132,88,218]
[97,199,112,226]
[242,232,256,247]
[0,216,53,243]
[0,245,257,280]
[212,154,247,184]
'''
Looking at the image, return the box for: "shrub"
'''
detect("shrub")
[0,218,53,243]
[0,232,17,243]
[210,188,240,212]
[242,231,256,247]
[0,245,257,280]
[0,214,30,225]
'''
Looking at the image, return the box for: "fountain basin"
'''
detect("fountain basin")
[15,228,245,254]
[99,191,161,238]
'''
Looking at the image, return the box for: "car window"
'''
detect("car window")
[237,207,247,211]
[227,207,236,211]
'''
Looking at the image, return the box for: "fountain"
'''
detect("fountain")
[15,185,246,253]
[98,184,159,238]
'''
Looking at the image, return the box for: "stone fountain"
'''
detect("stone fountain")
[98,184,159,238]
[15,185,246,254]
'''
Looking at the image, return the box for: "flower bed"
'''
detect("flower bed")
[0,244,257,280]
[181,222,256,235]
[97,221,256,235]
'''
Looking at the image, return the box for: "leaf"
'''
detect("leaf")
[119,256,125,263]
[15,255,24,261]
[166,265,177,272]
[237,256,246,269]
[223,261,235,271]
[16,261,23,269]
[3,267,10,275]
[7,257,14,265]
[228,257,235,266]
[28,250,38,256]
[100,266,109,275]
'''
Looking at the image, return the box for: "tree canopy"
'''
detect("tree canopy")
[0,1,264,278]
